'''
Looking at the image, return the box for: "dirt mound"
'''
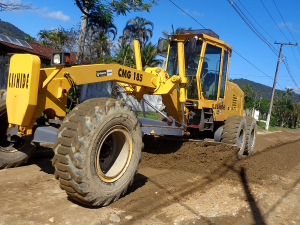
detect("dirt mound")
[141,137,239,174]
[141,136,300,185]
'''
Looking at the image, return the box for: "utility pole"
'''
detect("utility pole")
[265,42,298,130]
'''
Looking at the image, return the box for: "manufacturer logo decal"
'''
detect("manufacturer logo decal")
[8,73,29,89]
[118,68,143,82]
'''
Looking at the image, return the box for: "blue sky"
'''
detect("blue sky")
[1,0,300,94]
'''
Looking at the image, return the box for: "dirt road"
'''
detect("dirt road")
[1,128,300,225]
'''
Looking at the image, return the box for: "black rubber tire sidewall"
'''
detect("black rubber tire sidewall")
[87,111,142,198]
[221,115,246,159]
[0,100,36,168]
[244,116,257,155]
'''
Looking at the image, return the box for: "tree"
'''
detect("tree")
[160,25,192,56]
[241,84,255,109]
[122,16,154,46]
[285,87,295,98]
[37,29,52,47]
[140,42,162,69]
[112,40,134,67]
[89,22,117,63]
[161,25,188,38]
[0,2,33,12]
[258,98,269,116]
[74,0,157,64]
[273,89,294,127]
[58,26,80,53]
[24,36,36,44]
[37,29,68,50]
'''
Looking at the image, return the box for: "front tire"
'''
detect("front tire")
[221,115,246,159]
[52,98,143,206]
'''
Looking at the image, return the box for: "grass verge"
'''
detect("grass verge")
[257,120,279,132]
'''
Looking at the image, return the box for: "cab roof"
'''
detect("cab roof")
[171,29,232,51]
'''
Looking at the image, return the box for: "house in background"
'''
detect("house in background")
[0,34,164,112]
[0,34,79,89]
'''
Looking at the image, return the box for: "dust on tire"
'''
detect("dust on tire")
[52,98,143,206]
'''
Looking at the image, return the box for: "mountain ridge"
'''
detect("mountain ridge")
[0,20,31,40]
[231,78,300,103]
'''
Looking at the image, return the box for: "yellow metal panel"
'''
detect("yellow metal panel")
[134,40,142,71]
[6,54,41,127]
[177,42,187,103]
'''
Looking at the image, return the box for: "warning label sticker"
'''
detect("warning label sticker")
[96,70,112,77]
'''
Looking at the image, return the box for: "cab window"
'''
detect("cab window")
[220,51,229,98]
[200,44,222,100]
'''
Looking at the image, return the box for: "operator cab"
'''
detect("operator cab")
[158,29,232,134]
[158,29,231,103]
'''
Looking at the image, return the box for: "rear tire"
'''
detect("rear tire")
[244,116,257,155]
[52,98,143,206]
[221,115,246,159]
[0,90,36,169]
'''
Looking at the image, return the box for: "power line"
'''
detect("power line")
[283,58,300,91]
[228,0,279,56]
[168,0,206,29]
[259,0,290,42]
[167,0,283,89]
[272,0,297,43]
[236,0,276,43]
[232,49,283,89]
[291,46,300,71]
[228,0,300,90]
[271,0,300,67]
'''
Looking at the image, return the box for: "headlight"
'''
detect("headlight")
[53,54,61,64]
[51,52,71,67]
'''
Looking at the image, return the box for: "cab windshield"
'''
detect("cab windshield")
[166,40,203,99]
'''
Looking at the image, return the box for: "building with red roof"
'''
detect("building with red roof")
[0,35,86,89]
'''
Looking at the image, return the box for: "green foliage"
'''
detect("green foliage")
[140,42,163,68]
[256,121,278,132]
[232,78,300,103]
[258,98,270,115]
[241,84,255,109]
[122,16,154,46]
[271,88,300,128]
[270,116,277,127]
[0,21,31,40]
[38,29,68,50]
[137,112,158,120]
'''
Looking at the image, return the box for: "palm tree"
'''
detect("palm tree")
[37,29,52,47]
[113,41,134,67]
[141,42,163,69]
[160,25,191,55]
[50,30,68,50]
[161,25,187,38]
[89,22,117,63]
[285,87,295,98]
[122,17,154,46]
[24,36,36,43]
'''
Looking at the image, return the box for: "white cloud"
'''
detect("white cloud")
[45,11,70,22]
[285,86,300,94]
[0,0,22,4]
[277,21,300,33]
[36,7,70,22]
[180,9,204,17]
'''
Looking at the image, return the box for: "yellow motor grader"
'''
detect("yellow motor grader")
[0,29,257,206]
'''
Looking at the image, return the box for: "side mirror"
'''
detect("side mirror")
[188,37,197,54]
[157,38,165,54]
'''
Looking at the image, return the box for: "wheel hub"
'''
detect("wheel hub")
[96,126,132,182]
